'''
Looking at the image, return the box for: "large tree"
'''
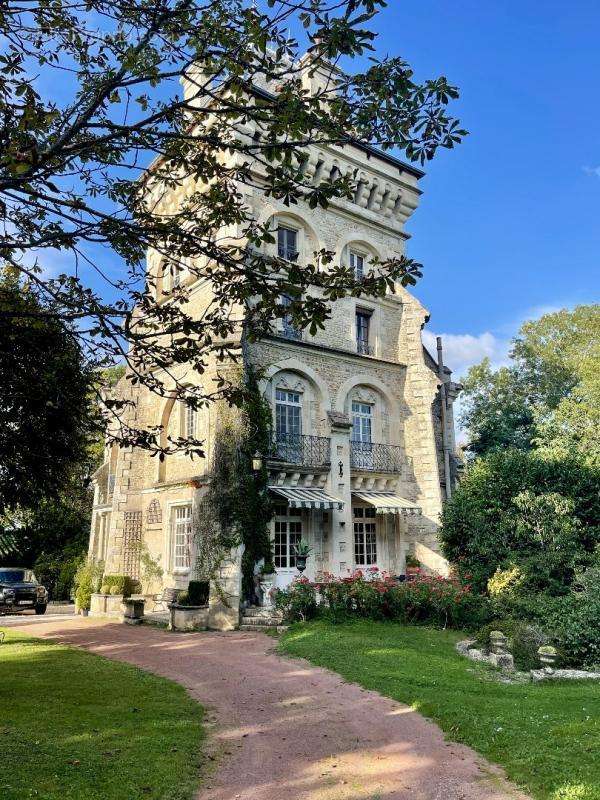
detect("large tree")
[0,0,466,454]
[0,271,97,514]
[460,305,600,463]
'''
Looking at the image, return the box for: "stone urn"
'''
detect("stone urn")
[538,645,559,671]
[258,572,276,609]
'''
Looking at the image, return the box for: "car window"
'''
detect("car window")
[0,569,26,583]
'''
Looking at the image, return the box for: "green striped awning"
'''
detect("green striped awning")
[269,486,344,511]
[352,491,421,515]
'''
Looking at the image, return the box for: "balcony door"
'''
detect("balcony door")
[275,388,302,463]
[351,401,374,469]
[273,505,303,589]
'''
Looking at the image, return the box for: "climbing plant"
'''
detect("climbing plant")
[193,367,273,602]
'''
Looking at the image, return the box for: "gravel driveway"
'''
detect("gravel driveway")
[2,616,528,800]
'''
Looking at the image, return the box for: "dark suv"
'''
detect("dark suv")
[0,568,48,615]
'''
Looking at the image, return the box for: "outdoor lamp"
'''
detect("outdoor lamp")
[252,451,263,471]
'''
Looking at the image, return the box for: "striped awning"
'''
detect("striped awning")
[269,486,344,510]
[352,491,421,515]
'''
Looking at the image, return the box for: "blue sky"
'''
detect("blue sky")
[36,2,599,378]
[369,1,599,376]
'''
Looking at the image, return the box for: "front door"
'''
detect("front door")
[353,506,378,569]
[273,504,303,589]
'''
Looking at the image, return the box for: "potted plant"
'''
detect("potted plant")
[73,559,103,616]
[258,561,277,609]
[404,553,421,578]
[293,541,312,573]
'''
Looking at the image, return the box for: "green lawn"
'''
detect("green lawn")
[280,621,600,800]
[0,629,206,800]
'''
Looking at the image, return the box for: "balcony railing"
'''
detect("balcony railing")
[269,433,331,469]
[350,441,407,473]
[282,321,302,341]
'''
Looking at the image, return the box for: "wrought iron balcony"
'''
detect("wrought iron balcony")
[278,247,299,262]
[356,340,373,356]
[269,433,331,469]
[281,322,302,341]
[350,441,407,473]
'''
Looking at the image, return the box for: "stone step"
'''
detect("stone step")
[240,624,278,632]
[240,616,280,627]
[242,607,283,620]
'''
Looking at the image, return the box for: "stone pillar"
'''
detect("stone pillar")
[327,412,353,576]
[209,544,244,631]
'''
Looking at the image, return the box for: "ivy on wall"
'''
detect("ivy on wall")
[193,366,273,603]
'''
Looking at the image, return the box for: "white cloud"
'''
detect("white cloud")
[583,165,600,179]
[422,329,510,380]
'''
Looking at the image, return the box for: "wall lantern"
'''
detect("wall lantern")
[252,451,264,471]
[338,460,344,477]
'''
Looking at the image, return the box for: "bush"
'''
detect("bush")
[475,619,549,670]
[186,580,209,605]
[99,584,110,594]
[283,570,490,630]
[177,591,189,605]
[440,450,600,594]
[275,578,318,622]
[551,566,600,668]
[101,574,141,598]
[73,559,103,611]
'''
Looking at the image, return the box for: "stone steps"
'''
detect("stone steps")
[239,605,284,632]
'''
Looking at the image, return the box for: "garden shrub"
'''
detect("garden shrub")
[551,566,600,668]
[73,559,103,610]
[440,449,600,594]
[278,570,489,630]
[186,580,209,605]
[99,583,110,594]
[275,578,318,622]
[102,574,141,598]
[177,590,189,606]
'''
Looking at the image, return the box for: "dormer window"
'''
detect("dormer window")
[349,250,365,279]
[277,226,299,262]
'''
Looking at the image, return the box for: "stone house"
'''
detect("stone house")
[88,57,461,628]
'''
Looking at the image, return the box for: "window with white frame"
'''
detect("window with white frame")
[356,308,372,355]
[277,226,299,261]
[184,402,197,439]
[349,250,365,279]
[275,389,302,439]
[274,505,302,569]
[171,504,192,570]
[353,506,377,565]
[351,401,372,442]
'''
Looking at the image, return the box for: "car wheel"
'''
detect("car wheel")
[34,604,47,615]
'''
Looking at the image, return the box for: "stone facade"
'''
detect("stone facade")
[88,60,461,627]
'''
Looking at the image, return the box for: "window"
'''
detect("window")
[184,403,196,439]
[172,505,192,570]
[353,506,377,566]
[281,294,301,340]
[274,507,302,569]
[275,389,302,438]
[349,250,364,279]
[351,402,372,443]
[356,309,372,355]
[277,226,299,261]
[275,388,302,462]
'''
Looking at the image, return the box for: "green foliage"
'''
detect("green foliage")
[73,560,103,610]
[280,621,600,800]
[0,273,97,515]
[186,580,209,606]
[278,571,489,630]
[551,566,600,669]
[0,1,465,457]
[460,305,600,464]
[0,630,205,800]
[440,449,600,593]
[99,584,110,595]
[101,574,140,598]
[176,591,189,606]
[275,579,319,622]
[194,367,273,603]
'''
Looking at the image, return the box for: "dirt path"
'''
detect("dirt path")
[3,616,528,800]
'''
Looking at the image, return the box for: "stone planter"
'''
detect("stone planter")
[122,597,145,625]
[90,592,124,618]
[258,574,276,609]
[169,603,209,632]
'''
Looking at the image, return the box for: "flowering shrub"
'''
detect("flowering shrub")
[276,569,489,629]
